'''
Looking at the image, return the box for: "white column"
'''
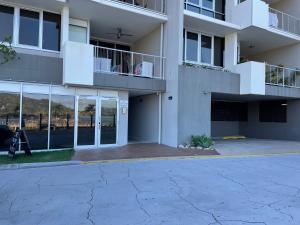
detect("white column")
[224,32,238,70]
[61,6,69,50]
[225,0,237,22]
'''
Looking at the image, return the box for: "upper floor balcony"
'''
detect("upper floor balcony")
[183,0,240,37]
[269,7,300,37]
[111,0,166,14]
[184,0,225,21]
[233,0,300,39]
[94,46,165,79]
[265,64,300,88]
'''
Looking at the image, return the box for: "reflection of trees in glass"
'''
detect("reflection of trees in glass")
[51,101,74,129]
[84,104,95,128]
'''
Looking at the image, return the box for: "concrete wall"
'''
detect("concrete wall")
[211,121,240,137]
[177,65,240,144]
[161,0,184,147]
[132,26,161,56]
[128,94,159,143]
[0,53,62,84]
[240,100,300,141]
[94,73,166,92]
[178,65,240,94]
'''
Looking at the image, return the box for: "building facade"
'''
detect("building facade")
[0,0,299,151]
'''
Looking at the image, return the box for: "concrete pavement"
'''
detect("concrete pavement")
[1,154,300,225]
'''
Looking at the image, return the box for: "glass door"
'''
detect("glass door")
[99,98,118,146]
[76,96,97,148]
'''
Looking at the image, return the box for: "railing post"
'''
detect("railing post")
[283,67,285,86]
[131,52,134,76]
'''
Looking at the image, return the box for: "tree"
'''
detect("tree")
[0,36,17,65]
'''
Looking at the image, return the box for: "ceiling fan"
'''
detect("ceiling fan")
[106,28,133,39]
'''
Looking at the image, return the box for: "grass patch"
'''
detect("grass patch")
[0,149,75,165]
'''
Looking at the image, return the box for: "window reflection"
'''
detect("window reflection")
[43,12,61,51]
[22,93,49,150]
[0,92,20,151]
[19,9,39,46]
[50,95,75,149]
[77,98,96,146]
[0,5,14,42]
[101,100,117,145]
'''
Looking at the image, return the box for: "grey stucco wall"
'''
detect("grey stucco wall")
[211,121,241,137]
[94,73,166,92]
[118,91,129,146]
[128,94,159,143]
[178,65,240,95]
[266,85,300,98]
[177,65,240,145]
[240,100,300,141]
[0,53,63,84]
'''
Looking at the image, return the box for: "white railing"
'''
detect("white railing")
[112,0,166,14]
[184,1,225,21]
[269,8,300,36]
[265,64,300,88]
[94,46,165,79]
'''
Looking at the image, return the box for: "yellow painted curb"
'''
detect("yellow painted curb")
[80,152,300,165]
[223,136,246,140]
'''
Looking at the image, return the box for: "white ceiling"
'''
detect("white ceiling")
[239,26,300,56]
[69,0,166,44]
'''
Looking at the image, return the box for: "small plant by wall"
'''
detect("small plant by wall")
[0,36,17,65]
[191,135,214,149]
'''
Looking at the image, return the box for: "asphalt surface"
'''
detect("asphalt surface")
[1,154,300,225]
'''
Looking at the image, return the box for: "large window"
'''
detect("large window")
[50,95,75,149]
[19,9,40,47]
[0,4,61,51]
[22,93,49,150]
[184,0,225,21]
[0,5,14,42]
[0,92,20,151]
[43,12,61,51]
[259,101,287,123]
[184,30,224,67]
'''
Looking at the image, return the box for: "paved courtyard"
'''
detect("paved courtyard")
[1,154,300,225]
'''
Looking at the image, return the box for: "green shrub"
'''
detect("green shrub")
[191,135,214,148]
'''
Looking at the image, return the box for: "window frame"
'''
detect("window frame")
[0,2,61,53]
[184,29,215,66]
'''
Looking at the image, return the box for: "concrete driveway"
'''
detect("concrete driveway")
[1,154,300,225]
[215,138,300,156]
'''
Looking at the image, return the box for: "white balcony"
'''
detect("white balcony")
[232,0,300,57]
[233,61,266,95]
[94,46,165,79]
[110,0,166,14]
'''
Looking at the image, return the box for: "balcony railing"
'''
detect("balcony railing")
[184,1,225,21]
[112,0,166,14]
[269,8,300,36]
[94,46,165,79]
[265,64,300,88]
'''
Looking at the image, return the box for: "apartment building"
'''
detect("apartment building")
[0,0,299,152]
